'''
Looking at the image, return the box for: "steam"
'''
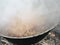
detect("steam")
[0,0,60,36]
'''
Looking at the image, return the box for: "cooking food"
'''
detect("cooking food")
[6,17,37,37]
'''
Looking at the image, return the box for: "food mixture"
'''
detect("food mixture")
[6,17,37,37]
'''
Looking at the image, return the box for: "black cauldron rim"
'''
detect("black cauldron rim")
[1,24,58,39]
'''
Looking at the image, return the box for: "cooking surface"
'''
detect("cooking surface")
[0,24,60,45]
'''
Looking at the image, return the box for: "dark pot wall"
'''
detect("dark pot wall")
[3,30,50,45]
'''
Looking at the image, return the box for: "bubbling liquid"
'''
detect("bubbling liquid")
[6,16,37,37]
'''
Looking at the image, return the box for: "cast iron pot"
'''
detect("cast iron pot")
[0,0,60,45]
[1,24,57,45]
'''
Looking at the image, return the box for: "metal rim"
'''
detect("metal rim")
[1,23,58,39]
